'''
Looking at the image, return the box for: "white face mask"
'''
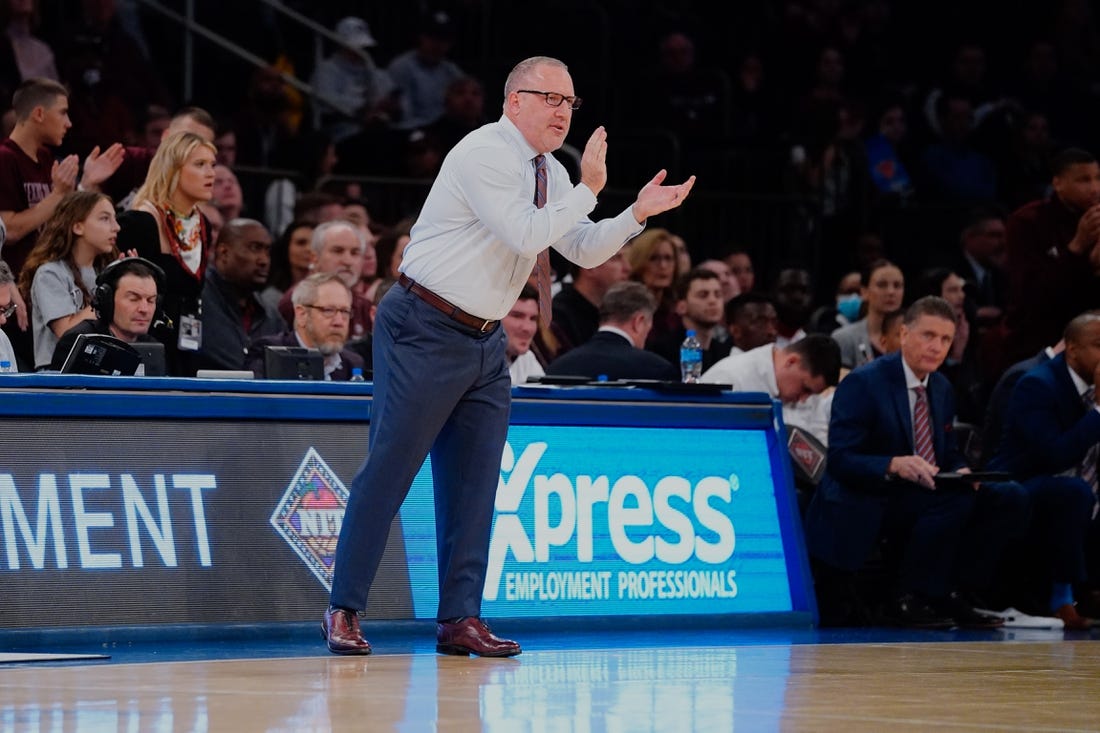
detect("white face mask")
[836,293,862,321]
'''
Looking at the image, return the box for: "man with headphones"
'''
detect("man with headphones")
[49,257,166,371]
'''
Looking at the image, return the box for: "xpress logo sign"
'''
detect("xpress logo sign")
[271,448,348,590]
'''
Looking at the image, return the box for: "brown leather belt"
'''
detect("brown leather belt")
[398,273,499,332]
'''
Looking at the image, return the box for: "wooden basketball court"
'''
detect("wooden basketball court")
[2,631,1098,730]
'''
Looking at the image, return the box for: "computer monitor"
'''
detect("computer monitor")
[263,345,323,380]
[130,341,166,376]
[59,334,141,376]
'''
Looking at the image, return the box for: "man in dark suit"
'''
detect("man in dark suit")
[980,341,1062,466]
[805,296,1028,628]
[247,272,365,380]
[989,311,1100,629]
[546,281,679,381]
[953,206,1008,326]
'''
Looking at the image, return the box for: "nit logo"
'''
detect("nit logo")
[270,448,348,590]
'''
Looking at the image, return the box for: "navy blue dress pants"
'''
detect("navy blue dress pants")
[330,284,511,619]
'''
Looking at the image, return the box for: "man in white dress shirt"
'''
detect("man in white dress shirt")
[323,56,695,657]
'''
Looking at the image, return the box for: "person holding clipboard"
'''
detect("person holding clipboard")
[804,296,1029,628]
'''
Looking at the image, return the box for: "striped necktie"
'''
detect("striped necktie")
[533,154,552,329]
[913,386,936,465]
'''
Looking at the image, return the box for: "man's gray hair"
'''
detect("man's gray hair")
[504,56,568,97]
[311,220,365,255]
[599,281,656,324]
[0,260,13,286]
[292,271,351,306]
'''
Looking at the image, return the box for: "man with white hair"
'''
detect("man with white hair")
[248,272,365,380]
[278,220,373,340]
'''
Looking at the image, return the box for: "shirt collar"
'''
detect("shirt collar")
[901,355,929,391]
[1067,360,1090,397]
[498,114,541,162]
[598,325,634,345]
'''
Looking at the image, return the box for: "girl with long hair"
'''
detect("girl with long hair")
[19,190,120,369]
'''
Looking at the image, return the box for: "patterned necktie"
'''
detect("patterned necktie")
[913,386,936,465]
[1081,387,1099,493]
[533,154,552,329]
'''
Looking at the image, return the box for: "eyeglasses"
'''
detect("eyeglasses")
[0,302,16,319]
[303,304,352,319]
[517,90,583,110]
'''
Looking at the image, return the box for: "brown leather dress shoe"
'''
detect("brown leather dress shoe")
[1053,603,1098,631]
[322,607,372,655]
[436,617,521,657]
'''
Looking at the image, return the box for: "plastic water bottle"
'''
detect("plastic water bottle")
[349,367,366,382]
[680,330,703,383]
[0,360,14,374]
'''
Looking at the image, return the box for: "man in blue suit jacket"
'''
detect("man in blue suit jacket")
[805,296,1028,627]
[989,311,1100,629]
[545,281,679,381]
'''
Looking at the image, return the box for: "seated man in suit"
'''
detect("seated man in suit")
[51,257,165,370]
[545,281,678,381]
[989,312,1100,629]
[804,296,1029,628]
[247,272,365,381]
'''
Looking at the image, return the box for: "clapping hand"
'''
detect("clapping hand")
[80,143,126,190]
[631,169,696,224]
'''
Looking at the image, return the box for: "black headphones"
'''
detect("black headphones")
[93,257,167,326]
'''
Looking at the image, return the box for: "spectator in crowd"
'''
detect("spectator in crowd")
[804,296,1028,628]
[502,285,543,385]
[625,227,681,348]
[877,307,905,355]
[100,105,215,208]
[546,281,678,382]
[864,99,914,201]
[724,292,779,355]
[953,206,1008,326]
[697,258,741,303]
[808,270,862,334]
[648,267,731,371]
[248,272,365,381]
[213,126,237,168]
[293,191,345,225]
[919,90,997,203]
[18,190,119,370]
[372,224,412,283]
[988,311,1100,629]
[2,0,59,87]
[50,256,163,370]
[0,260,19,368]
[772,266,815,347]
[1004,147,1100,362]
[387,10,465,130]
[426,75,487,155]
[260,220,313,312]
[212,164,244,222]
[118,131,217,376]
[913,266,984,424]
[552,250,630,353]
[0,77,121,277]
[279,220,371,340]
[832,258,904,368]
[310,16,397,142]
[199,218,280,371]
[724,248,755,293]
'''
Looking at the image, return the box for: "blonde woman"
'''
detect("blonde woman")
[625,227,682,346]
[117,131,216,373]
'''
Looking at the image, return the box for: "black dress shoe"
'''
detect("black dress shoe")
[322,607,372,655]
[886,593,955,629]
[436,617,521,657]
